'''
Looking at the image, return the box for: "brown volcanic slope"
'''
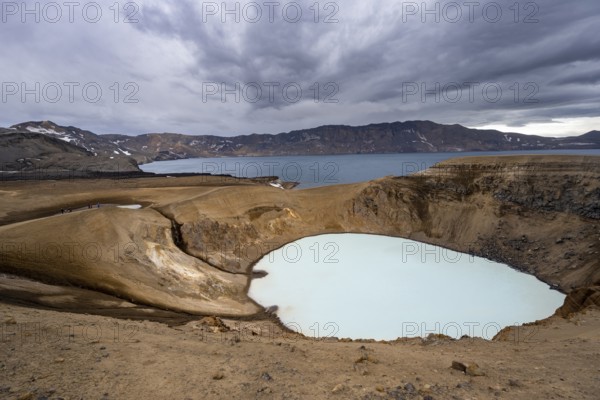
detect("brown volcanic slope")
[1,155,600,399]
[0,155,598,316]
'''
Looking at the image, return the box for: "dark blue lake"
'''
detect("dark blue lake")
[140,149,600,188]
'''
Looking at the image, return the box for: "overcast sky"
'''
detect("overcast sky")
[1,0,599,137]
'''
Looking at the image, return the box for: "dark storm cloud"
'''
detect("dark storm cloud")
[1,0,599,135]
[551,69,600,86]
[133,0,600,119]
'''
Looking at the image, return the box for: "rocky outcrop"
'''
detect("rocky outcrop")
[556,286,600,317]
[423,157,600,219]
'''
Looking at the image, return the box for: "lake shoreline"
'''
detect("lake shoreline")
[1,155,598,339]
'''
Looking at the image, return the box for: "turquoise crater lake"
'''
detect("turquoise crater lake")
[248,234,566,340]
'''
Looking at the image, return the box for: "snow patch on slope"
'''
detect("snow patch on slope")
[26,126,75,143]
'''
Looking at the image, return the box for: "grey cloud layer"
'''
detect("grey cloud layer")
[1,0,599,135]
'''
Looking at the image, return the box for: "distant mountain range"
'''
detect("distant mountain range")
[1,120,599,175]
[1,122,140,176]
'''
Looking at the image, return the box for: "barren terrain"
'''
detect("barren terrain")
[1,155,599,399]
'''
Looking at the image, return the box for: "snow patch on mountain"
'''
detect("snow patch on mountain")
[111,141,132,155]
[26,126,75,143]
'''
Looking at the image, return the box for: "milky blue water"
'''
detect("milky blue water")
[248,234,566,340]
[142,151,583,339]
[140,149,600,188]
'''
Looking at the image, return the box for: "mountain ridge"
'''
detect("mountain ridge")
[3,120,600,170]
[1,121,141,175]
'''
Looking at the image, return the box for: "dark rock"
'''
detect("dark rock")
[404,383,416,393]
[260,372,272,381]
[508,379,523,387]
[212,372,224,380]
[451,361,467,372]
[386,387,405,399]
